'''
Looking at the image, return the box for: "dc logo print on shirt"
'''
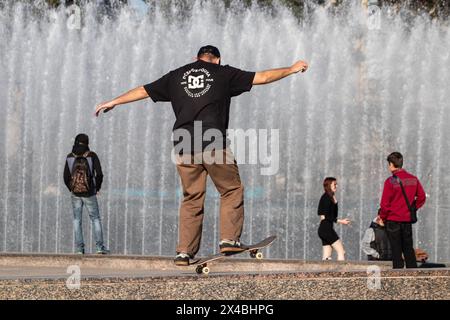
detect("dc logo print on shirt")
[181,68,214,98]
[188,75,205,89]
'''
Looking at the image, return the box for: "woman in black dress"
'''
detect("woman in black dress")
[318,177,351,260]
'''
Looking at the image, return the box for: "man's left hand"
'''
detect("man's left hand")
[290,60,309,74]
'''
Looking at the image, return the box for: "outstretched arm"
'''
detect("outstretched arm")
[95,86,149,117]
[252,60,308,85]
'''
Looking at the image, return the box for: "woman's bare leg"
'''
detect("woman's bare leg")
[331,240,346,261]
[322,245,333,260]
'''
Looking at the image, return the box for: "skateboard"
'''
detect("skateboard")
[193,235,276,275]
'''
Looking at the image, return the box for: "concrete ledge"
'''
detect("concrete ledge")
[0,253,448,300]
[0,252,393,273]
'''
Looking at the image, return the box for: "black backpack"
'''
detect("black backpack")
[68,152,94,195]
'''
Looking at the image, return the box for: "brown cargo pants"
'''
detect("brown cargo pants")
[175,148,244,256]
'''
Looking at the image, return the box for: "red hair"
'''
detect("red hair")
[323,177,337,196]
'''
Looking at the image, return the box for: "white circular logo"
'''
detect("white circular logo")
[180,68,214,98]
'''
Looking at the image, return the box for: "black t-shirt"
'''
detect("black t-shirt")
[144,60,255,152]
[317,193,338,223]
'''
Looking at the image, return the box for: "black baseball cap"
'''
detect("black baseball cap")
[197,45,221,58]
[75,133,89,145]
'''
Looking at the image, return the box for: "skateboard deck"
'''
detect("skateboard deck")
[193,235,276,275]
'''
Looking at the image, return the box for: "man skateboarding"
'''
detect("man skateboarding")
[95,45,308,265]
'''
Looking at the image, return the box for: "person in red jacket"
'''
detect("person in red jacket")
[378,152,426,269]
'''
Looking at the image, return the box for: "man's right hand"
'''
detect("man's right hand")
[95,101,116,117]
[376,215,385,226]
[95,86,150,117]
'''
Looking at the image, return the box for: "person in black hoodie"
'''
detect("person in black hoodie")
[63,134,109,254]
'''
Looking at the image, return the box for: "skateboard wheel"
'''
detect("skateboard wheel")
[250,250,261,259]
[202,267,210,275]
[195,266,203,274]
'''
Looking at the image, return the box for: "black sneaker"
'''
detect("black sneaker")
[219,239,245,254]
[174,253,191,266]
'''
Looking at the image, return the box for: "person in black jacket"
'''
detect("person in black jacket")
[63,133,109,254]
[317,177,351,260]
[361,215,392,261]
[361,214,447,268]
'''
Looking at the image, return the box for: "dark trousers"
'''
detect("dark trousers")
[385,221,417,269]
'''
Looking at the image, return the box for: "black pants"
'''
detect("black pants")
[385,221,417,269]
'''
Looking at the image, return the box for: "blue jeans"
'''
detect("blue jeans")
[71,195,105,252]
